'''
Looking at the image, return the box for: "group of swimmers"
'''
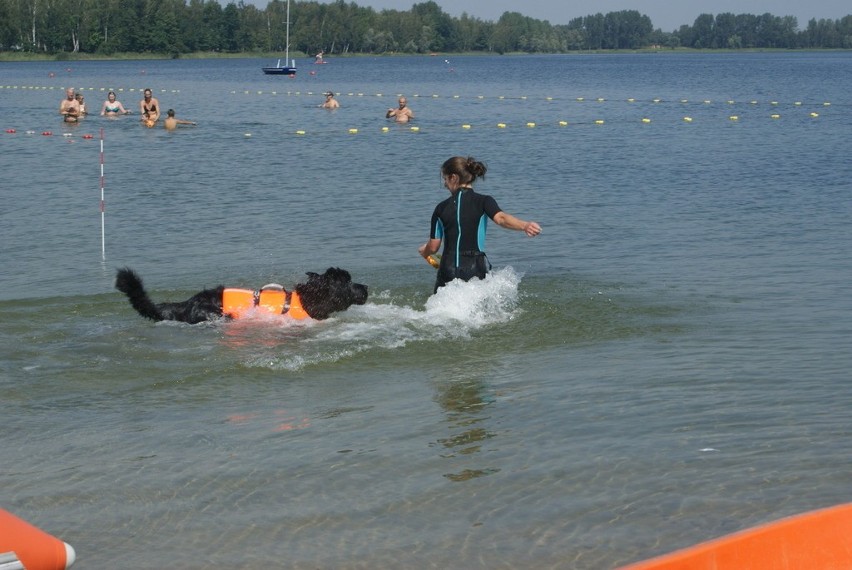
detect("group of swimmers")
[319,91,415,124]
[59,87,195,130]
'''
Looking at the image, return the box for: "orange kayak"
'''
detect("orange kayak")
[617,502,852,570]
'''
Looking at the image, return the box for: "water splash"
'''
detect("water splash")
[238,267,523,371]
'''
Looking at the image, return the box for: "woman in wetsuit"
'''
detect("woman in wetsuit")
[418,156,542,293]
[139,88,160,125]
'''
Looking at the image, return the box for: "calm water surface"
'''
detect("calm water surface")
[1,53,851,569]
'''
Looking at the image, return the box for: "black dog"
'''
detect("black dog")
[115,267,368,324]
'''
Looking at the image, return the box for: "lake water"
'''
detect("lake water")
[1,52,851,569]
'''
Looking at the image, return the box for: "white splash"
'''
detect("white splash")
[247,267,524,371]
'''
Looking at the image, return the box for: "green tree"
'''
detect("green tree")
[221,2,239,51]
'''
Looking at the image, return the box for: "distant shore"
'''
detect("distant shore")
[2,47,848,63]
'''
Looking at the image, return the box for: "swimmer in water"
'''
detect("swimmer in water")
[163,109,197,130]
[59,88,81,123]
[101,91,131,116]
[139,88,160,125]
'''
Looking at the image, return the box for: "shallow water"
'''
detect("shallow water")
[1,52,851,569]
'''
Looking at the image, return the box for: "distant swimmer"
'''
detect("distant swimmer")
[140,88,160,126]
[316,51,324,63]
[101,91,131,116]
[59,88,81,123]
[163,109,197,130]
[418,156,541,293]
[321,91,339,109]
[386,96,414,123]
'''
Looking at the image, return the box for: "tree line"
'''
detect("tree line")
[0,0,850,56]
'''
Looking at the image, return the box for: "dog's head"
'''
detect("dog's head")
[295,267,368,320]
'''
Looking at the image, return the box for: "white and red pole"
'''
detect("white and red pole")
[99,127,105,259]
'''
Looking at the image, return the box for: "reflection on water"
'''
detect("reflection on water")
[433,373,500,481]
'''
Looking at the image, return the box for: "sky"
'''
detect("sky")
[301,0,850,32]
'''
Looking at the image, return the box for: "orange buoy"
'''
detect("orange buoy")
[617,502,852,570]
[42,131,53,136]
[5,129,15,133]
[82,134,93,139]
[0,508,76,569]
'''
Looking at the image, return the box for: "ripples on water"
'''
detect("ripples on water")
[1,53,852,568]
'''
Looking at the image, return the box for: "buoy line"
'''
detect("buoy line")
[0,85,841,109]
[2,110,829,145]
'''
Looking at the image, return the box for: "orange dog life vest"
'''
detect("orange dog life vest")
[221,287,309,320]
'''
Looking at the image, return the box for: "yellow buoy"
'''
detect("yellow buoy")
[750,100,758,105]
[497,123,507,128]
[576,97,585,102]
[627,98,636,102]
[595,119,605,125]
[683,117,693,122]
[381,126,389,132]
[558,121,568,126]
[652,98,660,103]
[296,130,306,135]
[348,128,358,134]
[462,124,471,129]
[526,122,535,128]
[729,115,739,121]
[770,114,781,119]
[410,126,420,132]
[681,99,689,103]
[794,101,802,106]
[641,118,651,123]
[823,102,831,106]
[771,101,779,106]
[810,112,819,118]
[596,97,605,102]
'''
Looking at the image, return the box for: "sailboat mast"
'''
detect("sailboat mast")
[285,0,291,65]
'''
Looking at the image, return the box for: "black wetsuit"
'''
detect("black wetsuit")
[429,188,500,292]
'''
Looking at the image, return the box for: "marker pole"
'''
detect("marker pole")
[99,127,105,259]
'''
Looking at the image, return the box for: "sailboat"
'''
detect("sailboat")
[262,0,296,75]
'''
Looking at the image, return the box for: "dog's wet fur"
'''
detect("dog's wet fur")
[115,267,368,324]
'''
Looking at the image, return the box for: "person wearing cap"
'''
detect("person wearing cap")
[321,91,339,109]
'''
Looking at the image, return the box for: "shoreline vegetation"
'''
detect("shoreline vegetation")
[1,1,850,59]
[2,47,849,63]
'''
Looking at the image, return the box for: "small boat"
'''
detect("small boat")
[262,58,296,75]
[262,0,296,76]
[617,502,852,570]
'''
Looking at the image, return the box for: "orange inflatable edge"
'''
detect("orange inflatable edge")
[617,502,852,570]
[0,507,76,570]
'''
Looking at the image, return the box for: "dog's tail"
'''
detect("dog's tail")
[115,267,165,321]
